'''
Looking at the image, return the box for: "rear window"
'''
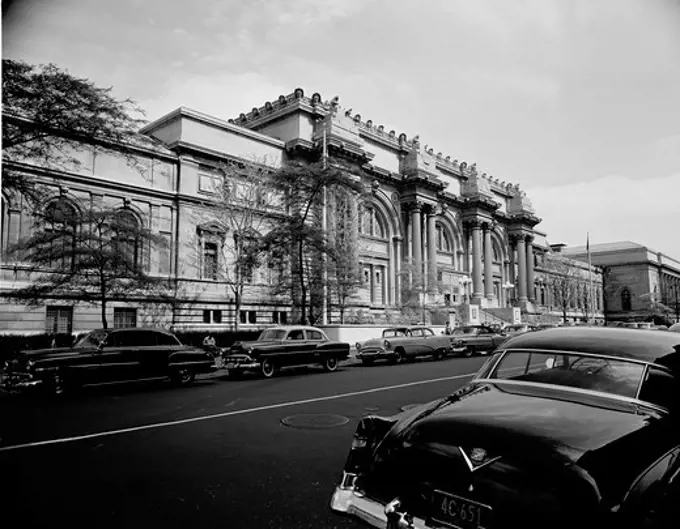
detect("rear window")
[488,351,646,400]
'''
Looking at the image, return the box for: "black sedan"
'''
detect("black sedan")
[1,327,217,394]
[223,325,350,378]
[330,327,680,529]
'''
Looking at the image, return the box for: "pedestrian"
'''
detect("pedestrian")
[203,334,216,348]
[444,321,452,335]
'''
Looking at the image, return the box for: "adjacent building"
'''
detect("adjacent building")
[563,242,680,324]
[1,88,605,334]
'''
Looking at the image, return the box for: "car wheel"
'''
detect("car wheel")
[323,356,339,372]
[433,348,446,361]
[261,358,276,378]
[394,349,406,364]
[171,368,196,386]
[464,346,476,358]
[361,358,374,366]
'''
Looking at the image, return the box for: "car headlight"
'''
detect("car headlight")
[26,359,35,371]
[383,339,391,350]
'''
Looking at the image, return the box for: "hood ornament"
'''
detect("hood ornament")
[459,447,502,473]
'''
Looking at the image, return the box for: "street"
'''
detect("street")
[0,356,488,529]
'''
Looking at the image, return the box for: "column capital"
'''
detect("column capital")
[525,234,535,244]
[481,220,497,232]
[463,219,482,230]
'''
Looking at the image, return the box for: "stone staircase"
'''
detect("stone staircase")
[479,307,515,326]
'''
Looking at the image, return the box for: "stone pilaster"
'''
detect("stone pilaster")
[411,202,423,281]
[469,221,484,302]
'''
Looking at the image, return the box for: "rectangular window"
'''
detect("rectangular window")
[158,233,171,275]
[204,242,218,280]
[213,310,222,324]
[198,173,221,194]
[248,311,257,324]
[280,312,288,324]
[240,312,247,324]
[203,309,211,324]
[45,306,73,334]
[113,308,137,328]
[272,311,279,323]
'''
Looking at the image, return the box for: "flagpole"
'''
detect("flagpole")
[321,121,328,325]
[587,232,594,324]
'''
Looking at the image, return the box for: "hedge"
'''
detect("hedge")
[0,330,261,363]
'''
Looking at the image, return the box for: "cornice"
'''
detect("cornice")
[141,107,285,149]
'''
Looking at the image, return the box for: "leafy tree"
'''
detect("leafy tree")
[5,200,170,329]
[262,161,364,325]
[195,158,279,330]
[2,59,148,204]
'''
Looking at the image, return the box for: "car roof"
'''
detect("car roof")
[265,326,325,332]
[93,327,174,335]
[500,326,680,365]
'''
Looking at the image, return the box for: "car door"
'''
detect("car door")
[407,328,424,356]
[420,328,436,354]
[304,329,327,363]
[475,327,493,351]
[97,330,144,382]
[281,329,307,366]
[139,330,178,377]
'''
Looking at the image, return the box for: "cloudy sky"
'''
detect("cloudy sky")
[4,0,680,257]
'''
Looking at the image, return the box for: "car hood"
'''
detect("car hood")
[361,337,388,347]
[393,381,654,465]
[228,340,281,352]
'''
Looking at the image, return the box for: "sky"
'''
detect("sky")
[3,0,680,257]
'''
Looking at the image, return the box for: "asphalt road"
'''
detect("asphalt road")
[0,355,489,529]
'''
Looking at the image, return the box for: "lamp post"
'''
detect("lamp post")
[502,281,514,307]
[459,276,472,304]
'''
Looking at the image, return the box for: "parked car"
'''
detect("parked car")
[330,327,680,529]
[222,326,349,378]
[449,324,508,357]
[0,328,217,395]
[503,323,539,338]
[356,326,453,365]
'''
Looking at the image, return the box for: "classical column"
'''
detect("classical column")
[526,235,535,302]
[349,193,359,265]
[516,235,528,302]
[394,236,402,304]
[509,241,516,304]
[470,222,484,301]
[483,223,494,300]
[411,202,422,268]
[427,208,438,292]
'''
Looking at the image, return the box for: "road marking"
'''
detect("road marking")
[0,371,477,452]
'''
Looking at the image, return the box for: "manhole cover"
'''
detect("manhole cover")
[281,414,350,429]
[400,404,421,412]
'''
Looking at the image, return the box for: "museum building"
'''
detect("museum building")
[0,89,604,334]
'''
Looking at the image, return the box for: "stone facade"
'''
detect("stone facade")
[0,88,604,333]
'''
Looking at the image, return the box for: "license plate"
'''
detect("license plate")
[213,357,224,368]
[431,489,492,529]
[225,362,236,370]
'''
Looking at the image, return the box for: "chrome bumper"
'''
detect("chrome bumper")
[0,372,43,390]
[224,360,261,371]
[330,474,427,529]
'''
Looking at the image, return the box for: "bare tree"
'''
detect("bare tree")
[5,200,170,329]
[544,255,581,323]
[195,158,280,330]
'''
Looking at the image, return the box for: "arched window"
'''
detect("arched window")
[621,288,632,311]
[436,225,452,252]
[112,209,141,271]
[359,205,386,239]
[44,198,79,269]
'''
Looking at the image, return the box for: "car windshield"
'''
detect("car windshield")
[452,327,479,335]
[488,350,647,400]
[506,325,527,331]
[258,329,287,341]
[74,330,108,347]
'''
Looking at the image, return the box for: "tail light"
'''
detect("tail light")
[344,415,398,475]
